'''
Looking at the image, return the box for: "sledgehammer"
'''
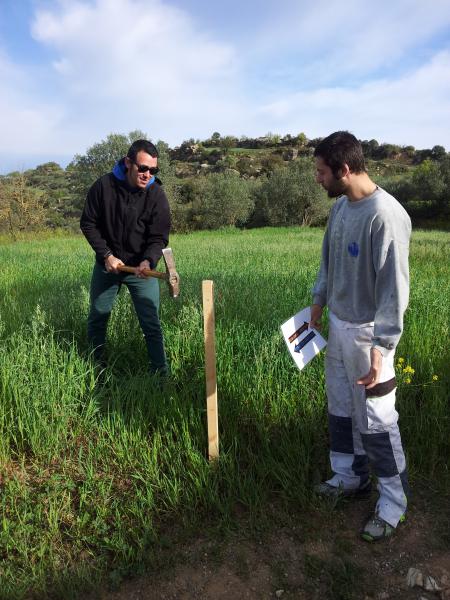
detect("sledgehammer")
[118,247,180,298]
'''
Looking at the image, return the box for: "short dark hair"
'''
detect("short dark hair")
[314,131,366,177]
[127,139,159,161]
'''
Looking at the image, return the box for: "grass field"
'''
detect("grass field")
[0,227,449,598]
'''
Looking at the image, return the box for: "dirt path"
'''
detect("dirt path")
[86,492,450,600]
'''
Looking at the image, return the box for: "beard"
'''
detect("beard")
[325,177,347,198]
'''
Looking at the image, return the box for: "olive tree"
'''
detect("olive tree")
[254,158,331,226]
[185,172,254,229]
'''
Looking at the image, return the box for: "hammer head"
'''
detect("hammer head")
[162,247,180,298]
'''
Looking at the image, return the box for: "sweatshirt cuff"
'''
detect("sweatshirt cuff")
[312,295,326,307]
[372,343,395,357]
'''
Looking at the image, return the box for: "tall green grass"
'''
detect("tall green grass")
[0,228,448,598]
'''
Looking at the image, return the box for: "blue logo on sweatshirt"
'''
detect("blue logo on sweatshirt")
[348,242,359,257]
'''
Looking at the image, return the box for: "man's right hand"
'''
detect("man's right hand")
[105,255,124,274]
[309,304,323,330]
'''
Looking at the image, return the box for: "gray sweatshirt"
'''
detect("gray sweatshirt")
[312,186,411,355]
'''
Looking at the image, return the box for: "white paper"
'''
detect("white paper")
[280,307,327,371]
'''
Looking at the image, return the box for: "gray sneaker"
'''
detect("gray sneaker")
[361,513,405,542]
[314,481,372,500]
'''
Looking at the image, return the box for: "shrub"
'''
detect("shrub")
[0,173,46,239]
[251,159,331,227]
[194,172,254,229]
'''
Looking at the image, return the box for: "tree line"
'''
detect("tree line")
[179,131,447,164]
[0,131,449,238]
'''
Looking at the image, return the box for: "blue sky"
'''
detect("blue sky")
[1,0,450,173]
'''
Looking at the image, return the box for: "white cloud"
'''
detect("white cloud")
[32,0,237,90]
[245,0,450,88]
[258,51,450,148]
[0,0,449,172]
[30,0,248,145]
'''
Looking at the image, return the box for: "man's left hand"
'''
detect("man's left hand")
[357,347,383,389]
[135,260,151,278]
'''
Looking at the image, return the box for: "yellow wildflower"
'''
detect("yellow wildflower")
[432,375,438,381]
[405,378,411,384]
[397,357,405,364]
[403,365,415,374]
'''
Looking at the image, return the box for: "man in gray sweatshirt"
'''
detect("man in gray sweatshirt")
[310,131,411,542]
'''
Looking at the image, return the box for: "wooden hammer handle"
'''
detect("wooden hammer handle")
[117,265,168,280]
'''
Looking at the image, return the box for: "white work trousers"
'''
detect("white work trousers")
[325,312,409,527]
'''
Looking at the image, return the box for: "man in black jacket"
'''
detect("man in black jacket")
[80,139,171,375]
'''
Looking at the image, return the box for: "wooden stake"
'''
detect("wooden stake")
[202,280,219,460]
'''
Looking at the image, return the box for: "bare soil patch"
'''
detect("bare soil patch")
[85,490,449,600]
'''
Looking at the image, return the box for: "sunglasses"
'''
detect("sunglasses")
[131,160,159,175]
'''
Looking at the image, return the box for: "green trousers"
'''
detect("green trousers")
[87,262,168,374]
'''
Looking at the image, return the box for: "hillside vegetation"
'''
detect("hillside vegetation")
[0,132,449,238]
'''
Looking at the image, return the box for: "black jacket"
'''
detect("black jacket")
[80,171,171,268]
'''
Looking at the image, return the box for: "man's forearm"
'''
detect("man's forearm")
[80,224,111,259]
